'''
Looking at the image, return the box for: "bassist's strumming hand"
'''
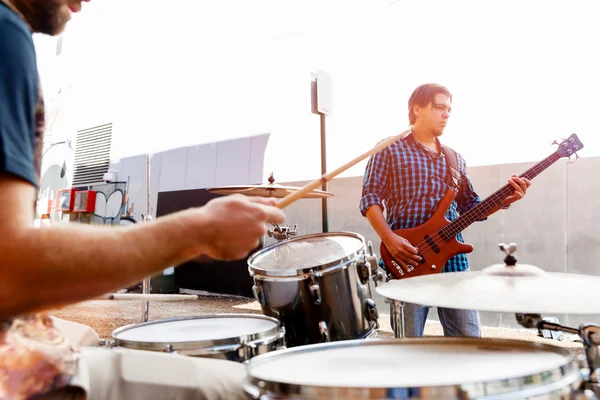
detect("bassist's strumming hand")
[382,234,422,270]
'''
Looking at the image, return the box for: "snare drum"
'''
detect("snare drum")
[110,314,285,362]
[244,338,582,399]
[248,232,379,348]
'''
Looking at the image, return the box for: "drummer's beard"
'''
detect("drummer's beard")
[14,0,72,35]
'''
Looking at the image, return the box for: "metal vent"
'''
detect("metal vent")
[72,123,112,187]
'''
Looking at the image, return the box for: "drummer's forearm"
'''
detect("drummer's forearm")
[0,210,207,319]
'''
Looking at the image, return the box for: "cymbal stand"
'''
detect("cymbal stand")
[268,223,298,242]
[516,313,600,397]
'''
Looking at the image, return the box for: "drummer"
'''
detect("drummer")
[0,0,284,398]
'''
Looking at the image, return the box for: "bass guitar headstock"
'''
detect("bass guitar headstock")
[552,133,584,163]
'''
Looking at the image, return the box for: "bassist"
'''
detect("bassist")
[359,83,531,338]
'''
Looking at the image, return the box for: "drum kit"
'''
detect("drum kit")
[101,165,600,399]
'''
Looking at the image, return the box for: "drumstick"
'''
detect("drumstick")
[277,128,411,209]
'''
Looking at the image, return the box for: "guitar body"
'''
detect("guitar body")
[380,189,474,280]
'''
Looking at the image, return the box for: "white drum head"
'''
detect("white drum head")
[113,315,278,344]
[249,232,364,276]
[245,338,579,398]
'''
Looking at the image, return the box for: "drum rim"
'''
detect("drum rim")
[247,231,366,277]
[243,337,581,399]
[111,313,283,353]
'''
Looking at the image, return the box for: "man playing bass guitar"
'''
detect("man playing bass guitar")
[359,83,531,338]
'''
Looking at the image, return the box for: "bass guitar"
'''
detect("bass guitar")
[380,133,584,280]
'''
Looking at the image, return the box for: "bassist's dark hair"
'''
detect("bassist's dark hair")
[408,84,452,125]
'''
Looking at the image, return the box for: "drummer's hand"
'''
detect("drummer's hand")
[198,195,285,261]
[383,234,421,269]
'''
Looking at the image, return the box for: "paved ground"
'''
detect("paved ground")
[49,292,584,358]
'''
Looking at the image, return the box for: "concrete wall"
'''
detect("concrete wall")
[269,156,600,328]
[109,133,270,222]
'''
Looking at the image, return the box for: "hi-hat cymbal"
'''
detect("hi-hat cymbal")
[207,182,334,199]
[376,263,600,314]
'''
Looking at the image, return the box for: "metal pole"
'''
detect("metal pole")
[390,299,405,338]
[142,155,151,322]
[311,73,330,233]
[320,113,328,233]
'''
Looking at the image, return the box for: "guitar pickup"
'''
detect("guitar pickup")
[424,234,440,253]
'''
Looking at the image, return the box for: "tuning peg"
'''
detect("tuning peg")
[568,153,580,164]
[551,140,559,146]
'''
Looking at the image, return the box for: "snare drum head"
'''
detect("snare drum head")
[248,232,364,275]
[113,315,278,344]
[247,338,575,390]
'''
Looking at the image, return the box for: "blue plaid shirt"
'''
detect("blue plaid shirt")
[359,133,483,273]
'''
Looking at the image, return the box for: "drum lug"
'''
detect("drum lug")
[98,338,115,348]
[309,282,321,305]
[366,241,379,273]
[366,298,379,327]
[358,255,370,284]
[241,338,258,360]
[252,284,265,305]
[319,321,330,342]
[365,241,386,286]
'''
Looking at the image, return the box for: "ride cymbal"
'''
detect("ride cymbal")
[376,262,600,314]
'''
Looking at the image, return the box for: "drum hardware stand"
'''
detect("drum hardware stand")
[385,298,406,339]
[268,223,298,242]
[366,239,405,338]
[141,154,152,323]
[366,241,386,287]
[516,313,600,397]
[141,213,152,322]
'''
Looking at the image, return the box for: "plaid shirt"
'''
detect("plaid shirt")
[359,133,483,273]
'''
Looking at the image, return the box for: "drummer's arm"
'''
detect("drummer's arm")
[0,175,205,318]
[0,174,284,319]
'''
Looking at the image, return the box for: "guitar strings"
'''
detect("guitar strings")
[391,151,564,267]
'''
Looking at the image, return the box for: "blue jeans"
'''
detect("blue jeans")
[402,302,481,337]
[392,266,481,338]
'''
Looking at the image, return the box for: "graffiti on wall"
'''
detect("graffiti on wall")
[90,182,126,225]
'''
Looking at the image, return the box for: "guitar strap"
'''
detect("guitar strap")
[440,144,461,191]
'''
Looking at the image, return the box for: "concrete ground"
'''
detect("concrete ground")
[49,292,585,358]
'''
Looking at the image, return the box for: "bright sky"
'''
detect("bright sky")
[34,0,600,183]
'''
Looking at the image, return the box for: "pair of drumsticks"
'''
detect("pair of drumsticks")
[277,128,410,209]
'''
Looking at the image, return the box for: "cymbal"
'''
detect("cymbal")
[376,263,600,314]
[207,182,334,199]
